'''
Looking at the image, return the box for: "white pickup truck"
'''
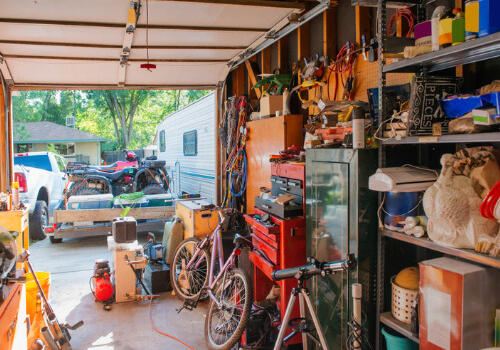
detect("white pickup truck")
[14,152,67,241]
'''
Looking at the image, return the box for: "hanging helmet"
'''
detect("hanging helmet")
[125,151,137,162]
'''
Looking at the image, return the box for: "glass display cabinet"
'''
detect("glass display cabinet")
[306,149,377,348]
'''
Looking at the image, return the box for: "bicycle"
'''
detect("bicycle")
[170,208,253,350]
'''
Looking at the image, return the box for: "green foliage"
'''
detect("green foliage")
[12,89,210,150]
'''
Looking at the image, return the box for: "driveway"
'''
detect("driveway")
[30,234,207,350]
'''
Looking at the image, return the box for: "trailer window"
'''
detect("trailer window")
[159,130,166,152]
[183,130,197,156]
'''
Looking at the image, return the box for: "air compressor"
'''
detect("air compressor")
[91,259,114,310]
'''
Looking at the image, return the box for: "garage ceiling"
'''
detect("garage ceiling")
[0,0,309,89]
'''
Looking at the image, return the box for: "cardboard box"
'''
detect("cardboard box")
[419,257,500,350]
[260,94,283,118]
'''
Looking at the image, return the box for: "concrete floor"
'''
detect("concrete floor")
[30,234,207,350]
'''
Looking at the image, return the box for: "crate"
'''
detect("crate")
[175,200,219,238]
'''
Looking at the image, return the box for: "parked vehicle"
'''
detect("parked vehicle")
[66,155,169,197]
[156,92,216,203]
[14,152,67,241]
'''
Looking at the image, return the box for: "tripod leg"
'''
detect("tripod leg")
[273,292,297,350]
[298,293,308,350]
[302,290,330,350]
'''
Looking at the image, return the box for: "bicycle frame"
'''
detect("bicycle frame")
[184,220,240,308]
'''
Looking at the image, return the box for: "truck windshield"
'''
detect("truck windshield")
[14,155,52,172]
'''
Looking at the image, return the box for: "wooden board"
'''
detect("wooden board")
[54,206,174,223]
[245,114,303,214]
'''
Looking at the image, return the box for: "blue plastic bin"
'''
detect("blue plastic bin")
[381,327,418,350]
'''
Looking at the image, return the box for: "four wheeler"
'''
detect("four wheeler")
[66,155,169,197]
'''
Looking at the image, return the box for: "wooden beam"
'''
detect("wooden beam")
[355,6,371,45]
[232,64,245,96]
[277,38,288,71]
[245,59,261,99]
[3,55,227,63]
[261,47,271,74]
[323,7,337,57]
[0,40,246,50]
[54,206,175,223]
[297,21,310,60]
[0,77,7,192]
[0,18,267,32]
[150,0,305,9]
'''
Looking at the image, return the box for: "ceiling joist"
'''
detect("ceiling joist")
[0,18,268,32]
[0,40,246,50]
[3,54,227,63]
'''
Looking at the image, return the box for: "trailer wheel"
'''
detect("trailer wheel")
[49,236,63,244]
[29,200,48,241]
[142,184,166,195]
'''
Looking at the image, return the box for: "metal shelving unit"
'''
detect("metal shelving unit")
[375,1,500,349]
[380,312,419,344]
[383,31,500,73]
[382,229,500,268]
[382,131,500,145]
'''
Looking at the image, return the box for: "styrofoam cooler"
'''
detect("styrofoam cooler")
[67,194,113,210]
[144,193,174,207]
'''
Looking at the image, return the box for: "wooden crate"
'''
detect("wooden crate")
[175,200,219,239]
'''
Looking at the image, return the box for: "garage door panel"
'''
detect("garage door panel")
[128,48,240,60]
[0,44,120,59]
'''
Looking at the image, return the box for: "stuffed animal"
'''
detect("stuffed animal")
[423,151,499,250]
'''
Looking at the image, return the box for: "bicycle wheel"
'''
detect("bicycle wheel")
[171,237,210,301]
[204,268,252,350]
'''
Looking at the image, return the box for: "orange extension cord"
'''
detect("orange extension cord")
[148,296,196,350]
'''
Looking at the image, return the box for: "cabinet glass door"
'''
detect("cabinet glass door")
[306,160,350,348]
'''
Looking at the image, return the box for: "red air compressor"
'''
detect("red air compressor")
[91,259,114,310]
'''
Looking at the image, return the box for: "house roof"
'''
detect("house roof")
[14,121,107,143]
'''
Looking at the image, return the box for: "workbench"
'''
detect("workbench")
[0,208,29,270]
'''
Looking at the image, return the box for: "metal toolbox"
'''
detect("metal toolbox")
[254,197,303,219]
[112,216,137,243]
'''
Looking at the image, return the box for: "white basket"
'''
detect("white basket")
[391,276,418,324]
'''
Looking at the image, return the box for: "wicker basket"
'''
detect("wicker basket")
[391,276,418,324]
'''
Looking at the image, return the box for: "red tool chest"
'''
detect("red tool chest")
[245,163,307,345]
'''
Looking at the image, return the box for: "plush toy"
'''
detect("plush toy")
[423,150,499,250]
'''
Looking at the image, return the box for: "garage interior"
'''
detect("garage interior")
[1,0,500,350]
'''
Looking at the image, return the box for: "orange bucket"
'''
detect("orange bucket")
[25,272,50,323]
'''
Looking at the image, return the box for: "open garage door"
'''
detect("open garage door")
[0,0,332,89]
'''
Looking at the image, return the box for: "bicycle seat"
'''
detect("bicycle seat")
[233,233,251,247]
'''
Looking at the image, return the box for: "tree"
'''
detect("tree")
[89,90,153,149]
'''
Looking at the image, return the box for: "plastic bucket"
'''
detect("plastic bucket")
[25,272,50,322]
[381,327,418,350]
[384,192,419,229]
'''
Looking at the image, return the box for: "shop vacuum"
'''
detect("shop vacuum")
[90,259,114,310]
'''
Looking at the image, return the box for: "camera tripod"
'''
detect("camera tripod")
[271,254,356,350]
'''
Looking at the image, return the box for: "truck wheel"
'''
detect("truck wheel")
[49,236,63,244]
[75,188,102,195]
[142,184,167,195]
[29,200,48,241]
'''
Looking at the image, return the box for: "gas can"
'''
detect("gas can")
[465,0,479,40]
[478,0,500,38]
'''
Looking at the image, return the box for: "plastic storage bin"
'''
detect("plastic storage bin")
[478,0,500,37]
[381,328,418,350]
[25,272,50,322]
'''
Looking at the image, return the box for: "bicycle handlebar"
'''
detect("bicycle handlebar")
[271,254,356,282]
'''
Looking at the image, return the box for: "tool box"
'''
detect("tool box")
[144,262,171,294]
[245,208,306,345]
[175,200,219,238]
[112,217,137,243]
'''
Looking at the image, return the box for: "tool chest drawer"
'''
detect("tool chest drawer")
[251,233,279,264]
[270,176,304,204]
[254,197,303,219]
[244,214,280,243]
[249,250,279,279]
